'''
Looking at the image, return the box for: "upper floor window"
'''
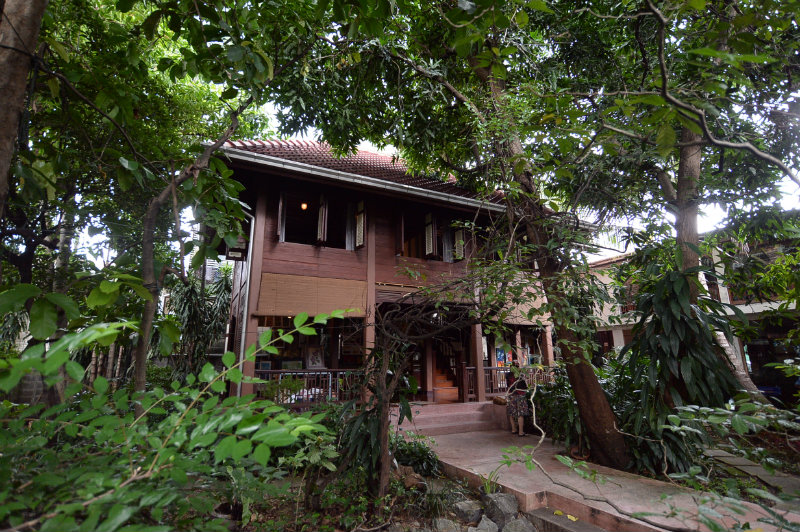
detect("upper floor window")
[278,191,364,250]
[396,211,464,262]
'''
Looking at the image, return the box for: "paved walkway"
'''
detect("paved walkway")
[427,429,800,532]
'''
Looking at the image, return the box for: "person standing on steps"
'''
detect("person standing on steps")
[506,362,531,436]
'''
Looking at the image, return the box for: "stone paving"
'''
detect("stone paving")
[428,429,800,532]
[704,447,800,512]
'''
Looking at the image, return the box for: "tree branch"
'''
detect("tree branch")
[389,51,487,124]
[645,0,800,187]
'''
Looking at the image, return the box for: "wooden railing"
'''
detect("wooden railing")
[253,369,363,407]
[252,366,553,406]
[484,366,553,397]
[457,363,476,402]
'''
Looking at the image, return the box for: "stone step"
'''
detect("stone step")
[525,508,609,532]
[392,401,501,436]
[398,401,497,417]
[402,409,495,426]
[411,420,497,436]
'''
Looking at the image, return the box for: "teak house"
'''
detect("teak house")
[220,140,555,404]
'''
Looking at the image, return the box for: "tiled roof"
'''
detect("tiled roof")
[224,139,501,203]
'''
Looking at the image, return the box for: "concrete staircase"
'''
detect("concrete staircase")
[392,401,500,437]
[432,366,458,403]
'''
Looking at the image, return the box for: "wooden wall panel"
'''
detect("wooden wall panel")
[256,273,367,317]
[260,192,370,280]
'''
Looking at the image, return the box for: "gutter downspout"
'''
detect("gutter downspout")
[237,209,256,397]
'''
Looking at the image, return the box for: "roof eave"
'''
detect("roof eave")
[217,146,505,213]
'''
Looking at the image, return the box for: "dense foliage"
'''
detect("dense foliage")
[0,313,333,531]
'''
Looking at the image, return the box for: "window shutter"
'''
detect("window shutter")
[395,211,404,255]
[355,201,365,249]
[317,195,328,245]
[454,229,465,261]
[277,192,285,242]
[424,213,436,257]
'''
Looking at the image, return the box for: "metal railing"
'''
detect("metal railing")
[253,369,363,407]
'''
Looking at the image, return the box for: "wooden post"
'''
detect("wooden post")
[365,212,376,351]
[458,361,467,402]
[424,341,434,402]
[470,323,486,402]
[239,187,267,396]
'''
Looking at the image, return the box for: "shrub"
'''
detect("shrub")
[392,431,441,477]
[0,315,330,531]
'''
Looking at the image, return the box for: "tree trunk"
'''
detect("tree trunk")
[89,348,98,383]
[539,263,632,470]
[675,128,702,301]
[131,103,250,403]
[114,345,125,387]
[105,342,117,380]
[467,64,631,470]
[699,268,769,402]
[0,0,48,220]
[673,128,766,400]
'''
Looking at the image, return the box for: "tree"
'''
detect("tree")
[533,0,799,399]
[0,0,48,220]
[0,0,328,398]
[270,0,799,468]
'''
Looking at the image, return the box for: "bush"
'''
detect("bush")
[392,431,441,477]
[0,317,329,531]
[535,353,709,475]
[534,363,586,452]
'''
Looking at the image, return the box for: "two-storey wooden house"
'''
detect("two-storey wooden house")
[218,140,554,404]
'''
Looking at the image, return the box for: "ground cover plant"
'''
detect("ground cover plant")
[0,314,334,531]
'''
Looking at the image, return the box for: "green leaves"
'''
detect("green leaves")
[45,293,80,320]
[0,284,41,313]
[1,316,325,528]
[198,363,217,383]
[656,123,676,158]
[29,299,58,340]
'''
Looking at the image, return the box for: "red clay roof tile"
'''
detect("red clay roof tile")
[224,139,502,203]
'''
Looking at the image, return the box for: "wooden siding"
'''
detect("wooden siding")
[261,191,369,280]
[256,272,367,317]
[231,172,542,325]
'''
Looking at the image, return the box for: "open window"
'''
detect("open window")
[278,191,362,249]
[396,210,462,262]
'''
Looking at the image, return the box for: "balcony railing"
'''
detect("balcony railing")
[253,369,364,408]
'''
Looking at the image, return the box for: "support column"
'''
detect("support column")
[329,321,339,370]
[239,190,267,396]
[470,323,486,402]
[364,212,376,351]
[542,325,555,366]
[425,341,434,402]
